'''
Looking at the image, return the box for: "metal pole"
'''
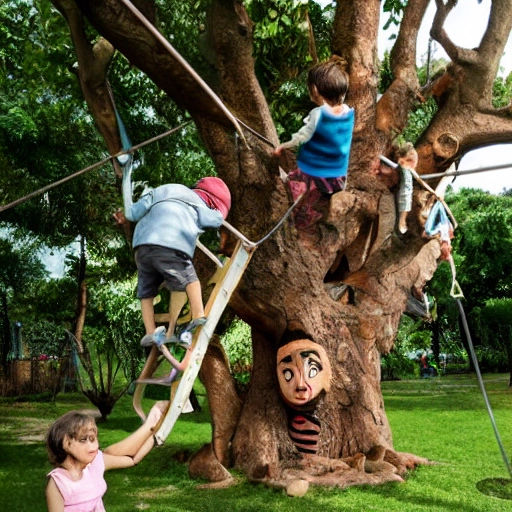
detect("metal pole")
[456,299,512,478]
[421,162,512,180]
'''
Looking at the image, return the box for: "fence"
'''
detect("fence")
[0,358,73,397]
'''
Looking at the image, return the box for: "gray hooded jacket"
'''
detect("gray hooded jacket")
[122,165,223,258]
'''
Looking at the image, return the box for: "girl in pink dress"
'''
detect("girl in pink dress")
[45,401,168,512]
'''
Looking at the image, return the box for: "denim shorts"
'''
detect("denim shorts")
[135,245,198,299]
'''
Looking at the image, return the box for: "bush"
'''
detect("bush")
[23,320,67,358]
[220,318,252,392]
[381,351,417,381]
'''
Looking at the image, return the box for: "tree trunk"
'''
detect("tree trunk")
[1,291,11,372]
[74,235,87,354]
[60,0,512,490]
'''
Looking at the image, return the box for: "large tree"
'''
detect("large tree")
[45,0,512,491]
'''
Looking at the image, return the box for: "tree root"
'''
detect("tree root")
[253,448,434,495]
[188,443,232,482]
[188,442,434,497]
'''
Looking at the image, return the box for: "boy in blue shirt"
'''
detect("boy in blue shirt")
[275,58,355,229]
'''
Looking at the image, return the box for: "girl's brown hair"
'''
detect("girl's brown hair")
[46,410,98,466]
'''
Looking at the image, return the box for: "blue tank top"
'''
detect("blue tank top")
[297,107,355,178]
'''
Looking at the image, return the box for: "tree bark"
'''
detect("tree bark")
[57,0,512,490]
[73,235,87,353]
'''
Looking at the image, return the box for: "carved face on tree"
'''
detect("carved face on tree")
[276,339,332,409]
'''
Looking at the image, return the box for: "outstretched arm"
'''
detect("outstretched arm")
[102,400,169,470]
[274,107,321,155]
[120,156,154,222]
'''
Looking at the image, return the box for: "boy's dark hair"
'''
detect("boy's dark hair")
[307,58,349,105]
[46,410,98,466]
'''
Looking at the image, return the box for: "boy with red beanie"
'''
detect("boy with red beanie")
[122,165,231,347]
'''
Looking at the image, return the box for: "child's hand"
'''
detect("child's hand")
[274,145,283,156]
[113,208,126,225]
[146,400,169,428]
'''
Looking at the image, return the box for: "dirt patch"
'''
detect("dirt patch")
[6,417,53,444]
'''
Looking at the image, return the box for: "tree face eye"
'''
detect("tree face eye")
[306,358,322,379]
[283,369,293,382]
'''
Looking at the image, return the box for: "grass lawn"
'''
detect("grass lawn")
[1,374,511,511]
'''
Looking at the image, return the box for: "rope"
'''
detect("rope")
[235,117,276,148]
[455,298,512,478]
[119,0,248,148]
[0,121,191,214]
[254,192,305,246]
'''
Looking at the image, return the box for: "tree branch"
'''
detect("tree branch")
[197,0,278,171]
[75,0,236,130]
[390,0,430,87]
[459,109,512,152]
[52,0,124,176]
[331,0,382,179]
[474,0,512,97]
[430,0,478,66]
[376,0,430,137]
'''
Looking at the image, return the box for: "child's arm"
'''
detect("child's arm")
[274,107,321,155]
[102,401,168,470]
[45,478,65,512]
[120,156,154,222]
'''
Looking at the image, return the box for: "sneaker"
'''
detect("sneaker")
[153,326,167,347]
[140,326,167,347]
[140,333,154,347]
[179,331,193,348]
[164,333,190,349]
[174,317,207,348]
[177,317,207,336]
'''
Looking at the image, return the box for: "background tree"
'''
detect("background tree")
[0,230,47,371]
[473,298,512,386]
[2,0,512,491]
[439,188,512,371]
[69,277,147,420]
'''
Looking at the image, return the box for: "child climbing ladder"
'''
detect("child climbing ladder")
[133,234,255,443]
[120,150,232,348]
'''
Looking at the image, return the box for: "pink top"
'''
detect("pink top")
[47,451,107,512]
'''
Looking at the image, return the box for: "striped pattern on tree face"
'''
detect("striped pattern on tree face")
[289,413,322,454]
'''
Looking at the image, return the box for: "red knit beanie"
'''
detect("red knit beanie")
[192,177,231,219]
